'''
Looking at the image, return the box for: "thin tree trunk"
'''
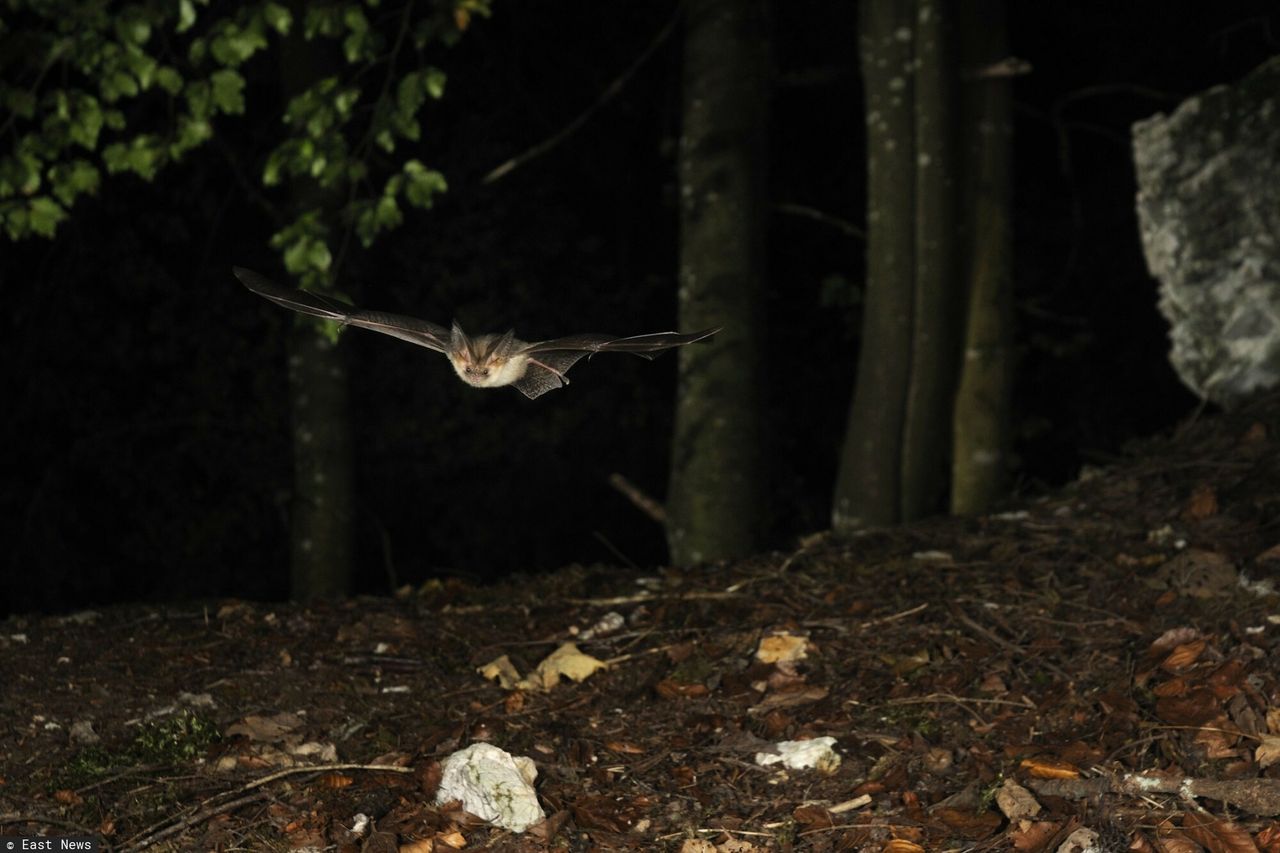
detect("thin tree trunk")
[666,0,769,565]
[832,0,916,532]
[900,0,962,520]
[279,15,353,598]
[286,327,353,597]
[951,0,1013,515]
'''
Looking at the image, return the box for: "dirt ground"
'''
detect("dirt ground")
[3,397,1280,852]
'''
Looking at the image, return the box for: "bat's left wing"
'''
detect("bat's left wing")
[511,328,720,399]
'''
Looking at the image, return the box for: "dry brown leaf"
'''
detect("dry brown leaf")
[1255,823,1280,852]
[399,839,433,853]
[933,807,1003,838]
[756,632,808,664]
[882,840,926,853]
[1009,820,1060,851]
[793,803,834,827]
[1256,735,1280,770]
[1182,815,1260,853]
[226,711,304,742]
[994,779,1042,820]
[436,829,467,848]
[1156,832,1205,853]
[477,655,521,690]
[1019,757,1081,779]
[1155,677,1191,697]
[1157,688,1223,726]
[516,643,607,692]
[655,678,710,699]
[1162,639,1208,672]
[316,772,353,789]
[605,740,645,755]
[1184,484,1219,520]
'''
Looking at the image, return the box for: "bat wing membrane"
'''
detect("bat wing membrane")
[522,328,720,359]
[514,351,592,399]
[513,328,721,398]
[234,266,449,352]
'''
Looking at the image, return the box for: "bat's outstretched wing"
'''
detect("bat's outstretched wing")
[522,328,720,358]
[233,266,450,353]
[512,328,721,400]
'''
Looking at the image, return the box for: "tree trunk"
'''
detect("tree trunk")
[286,327,353,598]
[666,0,769,565]
[832,0,917,531]
[901,0,961,520]
[951,0,1014,515]
[279,16,353,598]
[834,0,964,532]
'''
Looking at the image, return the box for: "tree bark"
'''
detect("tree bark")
[901,0,961,520]
[834,0,965,531]
[951,0,1014,515]
[832,0,917,531]
[278,16,353,598]
[286,326,353,598]
[666,0,769,565]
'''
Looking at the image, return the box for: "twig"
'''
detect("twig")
[481,3,681,184]
[608,472,667,524]
[774,202,865,240]
[119,763,412,851]
[1027,772,1280,817]
[120,790,270,852]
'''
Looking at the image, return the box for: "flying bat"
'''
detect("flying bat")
[233,267,719,399]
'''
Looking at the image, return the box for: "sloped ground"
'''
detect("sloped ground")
[3,397,1280,852]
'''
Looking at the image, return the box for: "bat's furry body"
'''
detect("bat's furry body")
[233,267,718,399]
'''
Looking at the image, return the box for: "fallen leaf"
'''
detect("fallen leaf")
[995,779,1042,820]
[1020,758,1081,779]
[517,643,607,692]
[1182,815,1260,853]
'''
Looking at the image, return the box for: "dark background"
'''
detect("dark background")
[4,2,1277,615]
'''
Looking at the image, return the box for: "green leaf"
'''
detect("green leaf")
[170,116,212,158]
[0,148,43,197]
[178,0,198,32]
[401,160,446,208]
[114,11,152,46]
[27,195,68,237]
[48,159,100,205]
[100,69,139,102]
[304,5,343,38]
[64,92,104,150]
[425,67,446,99]
[210,22,266,67]
[210,69,245,114]
[261,2,292,34]
[102,134,164,180]
[155,66,183,95]
[123,47,158,90]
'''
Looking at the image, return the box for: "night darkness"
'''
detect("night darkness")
[3,2,1277,616]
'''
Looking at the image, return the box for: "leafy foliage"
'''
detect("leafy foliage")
[0,0,487,286]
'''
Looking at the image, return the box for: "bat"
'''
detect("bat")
[233,267,719,399]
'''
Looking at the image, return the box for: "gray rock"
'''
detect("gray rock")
[1133,56,1280,407]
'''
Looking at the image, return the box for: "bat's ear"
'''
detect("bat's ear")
[450,321,469,353]
[493,329,516,355]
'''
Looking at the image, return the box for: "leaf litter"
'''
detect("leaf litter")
[2,395,1280,850]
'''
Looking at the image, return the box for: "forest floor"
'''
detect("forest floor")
[3,398,1280,853]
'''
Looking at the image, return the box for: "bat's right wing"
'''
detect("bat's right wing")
[234,267,450,353]
[511,328,721,399]
[522,329,721,359]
